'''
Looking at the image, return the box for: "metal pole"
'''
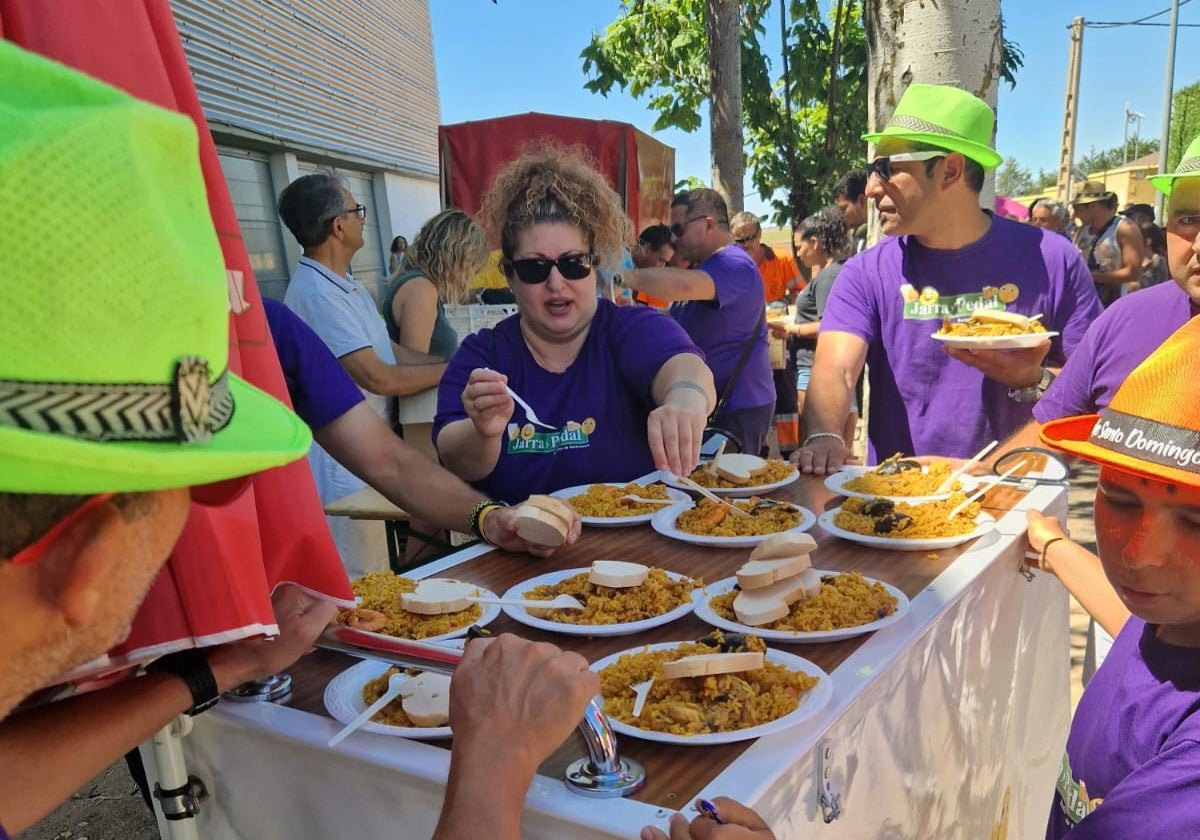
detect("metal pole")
[1056,18,1084,202]
[1124,103,1130,165]
[1156,0,1180,220]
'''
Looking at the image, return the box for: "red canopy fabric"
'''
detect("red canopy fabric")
[1,0,354,678]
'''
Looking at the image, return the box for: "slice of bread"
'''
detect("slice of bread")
[971,309,1033,327]
[733,575,809,626]
[736,555,812,590]
[661,651,765,679]
[399,672,452,727]
[515,494,572,546]
[589,560,650,588]
[713,452,768,484]
[797,567,823,600]
[748,532,818,563]
[400,579,476,615]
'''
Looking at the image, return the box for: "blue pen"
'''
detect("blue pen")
[698,799,726,825]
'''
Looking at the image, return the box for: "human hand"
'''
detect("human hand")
[462,368,515,439]
[648,400,707,477]
[1026,510,1069,572]
[207,584,337,690]
[942,341,1049,389]
[640,797,776,840]
[791,434,854,475]
[767,322,789,339]
[449,635,598,777]
[482,502,582,557]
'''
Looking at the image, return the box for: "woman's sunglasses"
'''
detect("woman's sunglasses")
[504,253,597,284]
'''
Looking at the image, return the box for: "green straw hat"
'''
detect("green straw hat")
[0,42,311,495]
[862,83,1003,171]
[1148,135,1200,196]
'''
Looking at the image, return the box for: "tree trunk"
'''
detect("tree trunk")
[706,0,744,212]
[863,0,1002,214]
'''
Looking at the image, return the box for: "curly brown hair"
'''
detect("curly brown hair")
[479,144,632,275]
[395,209,488,305]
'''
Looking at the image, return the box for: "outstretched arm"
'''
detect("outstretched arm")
[793,330,867,474]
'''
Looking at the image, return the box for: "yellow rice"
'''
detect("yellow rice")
[598,633,818,735]
[334,571,483,639]
[567,482,674,517]
[834,495,981,539]
[523,568,697,625]
[937,316,1046,336]
[675,497,801,537]
[361,667,418,727]
[710,572,897,632]
[843,459,961,496]
[687,459,796,488]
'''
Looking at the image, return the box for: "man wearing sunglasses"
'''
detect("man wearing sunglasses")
[279,173,449,576]
[795,83,1102,475]
[624,188,776,457]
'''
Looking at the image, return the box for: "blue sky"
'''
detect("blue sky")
[430,0,1200,215]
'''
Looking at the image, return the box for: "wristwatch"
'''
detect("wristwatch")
[1008,368,1055,404]
[146,648,220,716]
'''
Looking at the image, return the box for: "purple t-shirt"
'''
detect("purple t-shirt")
[433,300,703,503]
[263,298,365,430]
[1045,619,1200,838]
[821,216,1102,460]
[1034,281,1199,422]
[669,245,774,411]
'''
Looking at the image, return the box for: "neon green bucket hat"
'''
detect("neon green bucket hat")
[0,41,311,495]
[862,83,1003,171]
[1148,135,1200,196]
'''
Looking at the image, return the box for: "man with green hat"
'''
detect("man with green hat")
[0,41,597,836]
[795,83,1102,474]
[1070,180,1146,307]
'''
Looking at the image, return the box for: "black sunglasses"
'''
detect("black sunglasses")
[504,253,598,284]
[669,215,710,238]
[866,151,946,182]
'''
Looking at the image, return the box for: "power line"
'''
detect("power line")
[1084,0,1193,29]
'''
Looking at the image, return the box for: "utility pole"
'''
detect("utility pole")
[1124,103,1145,164]
[1155,0,1180,220]
[1056,17,1084,202]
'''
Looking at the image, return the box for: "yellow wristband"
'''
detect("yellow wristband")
[475,502,504,545]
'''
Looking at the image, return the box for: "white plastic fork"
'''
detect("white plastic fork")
[482,367,555,430]
[328,671,404,747]
[467,593,585,611]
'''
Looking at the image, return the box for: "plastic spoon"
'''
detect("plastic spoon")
[671,473,753,518]
[947,463,1021,521]
[630,679,654,717]
[328,671,405,746]
[466,593,585,611]
[621,494,682,506]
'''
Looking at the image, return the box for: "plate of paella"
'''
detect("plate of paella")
[930,310,1057,350]
[591,636,832,745]
[693,573,910,644]
[818,496,995,551]
[500,566,699,637]
[824,457,980,503]
[650,497,816,548]
[550,482,691,527]
[323,658,454,740]
[930,331,1059,350]
[659,458,800,498]
[333,572,501,642]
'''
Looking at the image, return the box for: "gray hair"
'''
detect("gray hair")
[729,211,761,233]
[1030,198,1070,223]
[278,172,347,248]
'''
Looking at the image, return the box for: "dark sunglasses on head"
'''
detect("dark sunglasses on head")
[867,150,946,182]
[504,253,598,284]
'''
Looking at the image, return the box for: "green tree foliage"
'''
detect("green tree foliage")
[581,0,868,227]
[1168,81,1200,172]
[996,156,1033,197]
[1077,139,1159,176]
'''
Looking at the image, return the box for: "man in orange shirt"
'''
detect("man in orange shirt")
[731,212,804,302]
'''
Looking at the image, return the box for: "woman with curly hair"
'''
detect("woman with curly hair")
[383,209,488,359]
[432,146,716,502]
[771,206,857,445]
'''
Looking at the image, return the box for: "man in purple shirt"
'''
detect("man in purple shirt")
[796,84,1102,471]
[625,188,775,457]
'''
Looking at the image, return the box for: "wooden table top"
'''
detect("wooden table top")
[323,485,410,521]
[288,467,1033,808]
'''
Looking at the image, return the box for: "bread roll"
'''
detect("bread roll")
[748,532,817,562]
[515,495,572,546]
[713,453,768,484]
[400,579,476,615]
[399,672,452,727]
[736,555,812,590]
[589,560,649,588]
[733,575,809,626]
[661,651,764,679]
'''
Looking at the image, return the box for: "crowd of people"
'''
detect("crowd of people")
[5,30,1200,840]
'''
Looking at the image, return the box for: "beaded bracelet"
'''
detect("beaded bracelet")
[468,499,506,543]
[802,431,845,447]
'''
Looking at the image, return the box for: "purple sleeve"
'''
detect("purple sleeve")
[1048,738,1200,839]
[609,306,704,401]
[1052,246,1104,363]
[263,299,364,431]
[432,329,491,441]
[817,255,877,344]
[1033,317,1105,422]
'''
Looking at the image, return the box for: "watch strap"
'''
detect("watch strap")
[146,648,220,715]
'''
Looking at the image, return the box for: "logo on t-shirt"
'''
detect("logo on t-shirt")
[1055,752,1104,826]
[899,283,1021,320]
[505,417,596,454]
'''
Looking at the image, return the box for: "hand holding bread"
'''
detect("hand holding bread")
[480,497,581,557]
